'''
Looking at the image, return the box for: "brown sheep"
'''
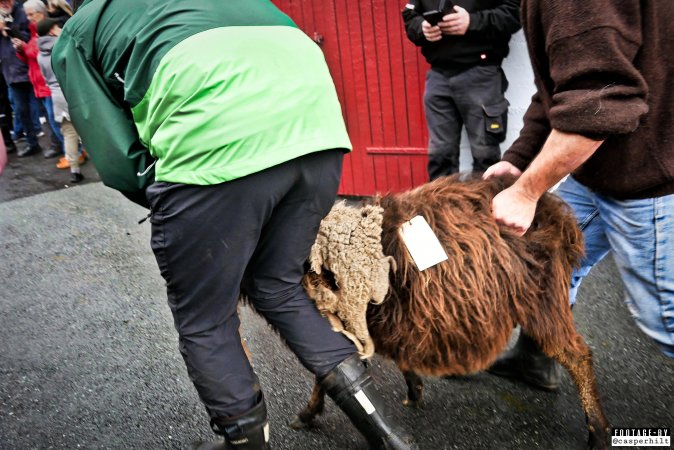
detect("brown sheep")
[292,174,609,450]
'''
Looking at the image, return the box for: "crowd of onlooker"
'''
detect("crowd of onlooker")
[0,0,85,182]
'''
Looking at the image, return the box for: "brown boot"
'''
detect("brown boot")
[488,332,562,391]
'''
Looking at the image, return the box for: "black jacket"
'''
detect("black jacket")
[0,2,31,85]
[402,0,520,72]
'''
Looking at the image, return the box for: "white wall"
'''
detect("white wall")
[458,30,536,170]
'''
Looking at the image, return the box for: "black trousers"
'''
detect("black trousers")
[147,149,356,418]
[424,65,508,179]
[0,74,13,144]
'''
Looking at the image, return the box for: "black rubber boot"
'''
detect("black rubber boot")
[321,355,418,450]
[488,332,562,391]
[191,393,270,450]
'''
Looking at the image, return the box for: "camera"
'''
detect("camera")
[0,13,21,39]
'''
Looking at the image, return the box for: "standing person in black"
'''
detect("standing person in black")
[403,0,520,179]
[0,0,42,157]
[0,73,16,154]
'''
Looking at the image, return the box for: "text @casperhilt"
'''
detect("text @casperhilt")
[612,428,670,447]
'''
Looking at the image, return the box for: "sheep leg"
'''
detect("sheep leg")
[289,378,325,429]
[402,370,425,409]
[550,336,610,450]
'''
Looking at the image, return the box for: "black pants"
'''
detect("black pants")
[147,149,356,419]
[0,74,13,147]
[424,65,508,179]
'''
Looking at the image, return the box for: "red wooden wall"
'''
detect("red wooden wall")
[273,0,430,196]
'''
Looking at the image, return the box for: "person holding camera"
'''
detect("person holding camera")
[402,0,520,179]
[0,0,43,158]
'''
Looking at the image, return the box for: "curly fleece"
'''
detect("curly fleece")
[303,201,393,358]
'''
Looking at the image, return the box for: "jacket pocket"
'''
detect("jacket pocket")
[482,99,509,144]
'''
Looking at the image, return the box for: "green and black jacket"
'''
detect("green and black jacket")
[52,0,351,204]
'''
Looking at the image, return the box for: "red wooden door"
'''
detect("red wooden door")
[273,0,430,196]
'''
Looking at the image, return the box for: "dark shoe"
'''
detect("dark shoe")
[17,144,41,158]
[321,355,418,450]
[488,332,562,391]
[5,140,16,153]
[193,393,270,450]
[43,147,60,159]
[70,172,84,183]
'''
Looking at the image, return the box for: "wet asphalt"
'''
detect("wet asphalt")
[0,148,672,450]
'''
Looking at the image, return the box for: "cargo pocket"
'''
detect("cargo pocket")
[482,99,509,144]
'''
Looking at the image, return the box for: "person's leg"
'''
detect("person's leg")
[148,151,415,448]
[31,93,43,134]
[424,69,463,180]
[453,65,506,173]
[40,97,61,158]
[147,179,271,420]
[60,119,83,182]
[243,149,356,377]
[60,119,78,168]
[244,150,416,449]
[10,83,40,156]
[43,96,64,145]
[0,75,15,153]
[555,176,612,303]
[8,87,24,139]
[597,192,674,357]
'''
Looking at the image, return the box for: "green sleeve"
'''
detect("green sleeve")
[52,32,154,207]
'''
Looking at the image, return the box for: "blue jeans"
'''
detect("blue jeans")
[40,96,64,148]
[8,86,41,137]
[556,176,674,357]
[8,83,40,148]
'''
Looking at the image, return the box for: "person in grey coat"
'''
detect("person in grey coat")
[35,17,82,182]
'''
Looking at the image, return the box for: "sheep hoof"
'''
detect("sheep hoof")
[402,398,425,409]
[586,425,609,450]
[289,415,311,430]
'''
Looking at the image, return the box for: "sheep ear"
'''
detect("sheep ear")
[387,255,397,273]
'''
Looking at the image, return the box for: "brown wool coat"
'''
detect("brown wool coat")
[503,0,674,199]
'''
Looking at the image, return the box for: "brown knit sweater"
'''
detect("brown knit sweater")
[502,0,674,199]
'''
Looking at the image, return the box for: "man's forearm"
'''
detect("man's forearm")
[515,129,604,201]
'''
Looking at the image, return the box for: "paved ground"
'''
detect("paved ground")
[0,139,100,204]
[0,153,672,449]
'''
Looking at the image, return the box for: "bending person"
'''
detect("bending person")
[52,1,416,449]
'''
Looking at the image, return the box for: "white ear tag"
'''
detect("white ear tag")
[399,215,448,271]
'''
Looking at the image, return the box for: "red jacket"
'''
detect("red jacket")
[16,22,51,98]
